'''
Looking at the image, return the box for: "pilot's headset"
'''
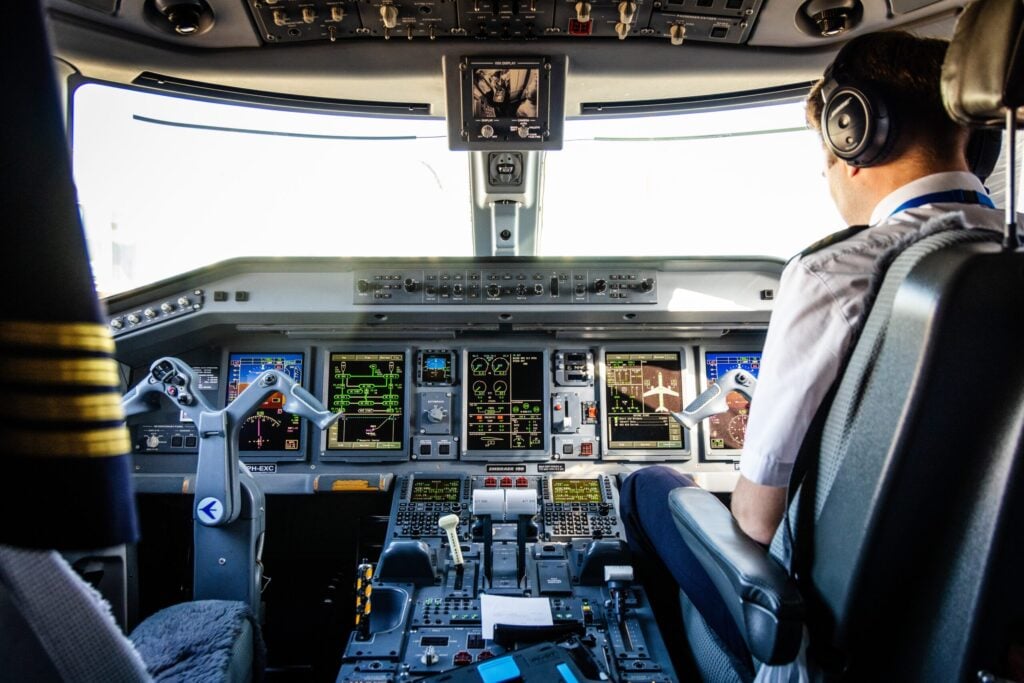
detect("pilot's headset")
[819,37,1002,181]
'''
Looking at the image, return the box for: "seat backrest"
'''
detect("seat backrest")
[787,222,1023,678]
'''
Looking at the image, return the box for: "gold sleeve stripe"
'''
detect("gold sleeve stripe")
[0,322,115,354]
[9,393,125,422]
[4,426,131,458]
[0,358,121,387]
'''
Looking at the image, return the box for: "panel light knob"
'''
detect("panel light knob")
[575,1,591,22]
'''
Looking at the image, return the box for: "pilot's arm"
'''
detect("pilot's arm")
[731,257,856,544]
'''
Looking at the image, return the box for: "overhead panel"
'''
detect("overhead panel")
[245,0,764,44]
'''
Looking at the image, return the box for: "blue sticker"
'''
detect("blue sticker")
[197,496,224,523]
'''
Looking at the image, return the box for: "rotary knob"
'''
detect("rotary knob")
[357,279,371,294]
[480,124,495,138]
[533,283,544,295]
[615,21,630,39]
[486,284,501,298]
[593,279,608,294]
[110,317,124,329]
[177,296,191,308]
[640,277,655,292]
[404,278,417,292]
[427,406,447,423]
[160,302,175,313]
[453,283,465,296]
[144,308,158,319]
[126,313,141,325]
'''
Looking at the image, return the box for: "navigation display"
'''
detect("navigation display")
[410,478,462,503]
[705,352,761,450]
[550,479,602,504]
[605,352,683,450]
[226,353,304,452]
[326,353,405,450]
[466,351,545,451]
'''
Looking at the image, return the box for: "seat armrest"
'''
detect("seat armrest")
[669,487,803,665]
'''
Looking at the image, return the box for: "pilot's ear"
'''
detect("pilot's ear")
[844,161,860,179]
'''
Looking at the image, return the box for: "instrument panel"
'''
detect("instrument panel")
[127,341,767,467]
[112,257,778,490]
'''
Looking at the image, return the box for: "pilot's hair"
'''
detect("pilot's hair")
[806,31,969,165]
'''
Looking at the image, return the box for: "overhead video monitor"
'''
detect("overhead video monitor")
[325,352,406,451]
[704,352,761,451]
[605,352,684,451]
[465,351,546,453]
[446,56,566,151]
[226,352,305,457]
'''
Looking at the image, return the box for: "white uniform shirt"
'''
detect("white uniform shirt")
[740,172,1003,487]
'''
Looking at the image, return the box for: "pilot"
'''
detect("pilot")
[618,30,1004,665]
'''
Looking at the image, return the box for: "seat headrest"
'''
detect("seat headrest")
[942,0,1024,126]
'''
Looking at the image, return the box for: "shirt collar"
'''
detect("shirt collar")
[868,171,988,226]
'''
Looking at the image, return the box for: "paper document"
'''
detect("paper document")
[480,594,553,639]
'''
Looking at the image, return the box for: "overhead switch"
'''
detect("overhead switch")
[618,1,636,24]
[575,1,591,22]
[670,23,686,45]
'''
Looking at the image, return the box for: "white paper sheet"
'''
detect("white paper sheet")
[480,594,553,639]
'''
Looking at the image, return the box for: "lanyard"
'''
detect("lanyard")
[889,189,996,218]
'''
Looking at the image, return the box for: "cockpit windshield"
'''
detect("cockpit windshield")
[72,82,843,296]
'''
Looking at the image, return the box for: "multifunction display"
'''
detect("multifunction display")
[705,352,761,450]
[466,351,545,451]
[605,352,684,450]
[550,479,603,504]
[326,353,405,450]
[226,353,303,452]
[410,478,462,503]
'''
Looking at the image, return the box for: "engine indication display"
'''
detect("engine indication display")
[466,351,545,451]
[226,353,304,452]
[705,352,761,450]
[605,352,683,450]
[326,353,405,450]
[410,478,462,503]
[550,479,603,504]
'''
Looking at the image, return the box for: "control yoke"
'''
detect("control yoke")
[671,368,757,429]
[123,357,342,527]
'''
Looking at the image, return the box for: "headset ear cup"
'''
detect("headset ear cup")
[965,128,1003,181]
[821,84,893,167]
